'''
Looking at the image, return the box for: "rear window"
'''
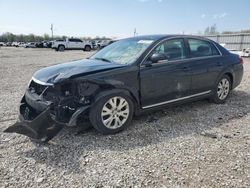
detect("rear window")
[188,39,220,58]
[211,43,220,55]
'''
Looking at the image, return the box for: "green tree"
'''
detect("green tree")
[43,33,50,41]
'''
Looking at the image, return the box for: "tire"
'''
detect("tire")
[58,45,65,52]
[211,75,231,104]
[89,92,134,134]
[84,45,91,51]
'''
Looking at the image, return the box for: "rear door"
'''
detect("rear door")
[186,38,223,94]
[68,39,79,49]
[140,38,192,108]
[75,39,84,49]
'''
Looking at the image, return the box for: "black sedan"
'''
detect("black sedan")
[5,35,244,142]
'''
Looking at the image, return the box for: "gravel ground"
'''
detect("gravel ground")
[0,47,250,187]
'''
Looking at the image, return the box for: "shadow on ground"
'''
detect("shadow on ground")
[20,90,250,173]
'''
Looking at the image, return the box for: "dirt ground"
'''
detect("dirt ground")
[0,47,249,187]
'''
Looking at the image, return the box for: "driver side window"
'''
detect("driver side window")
[153,38,186,62]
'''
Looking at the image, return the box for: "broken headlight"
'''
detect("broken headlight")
[61,83,73,96]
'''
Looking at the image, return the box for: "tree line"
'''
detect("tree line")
[0,32,55,42]
[1,27,250,42]
[0,32,111,42]
[204,24,250,35]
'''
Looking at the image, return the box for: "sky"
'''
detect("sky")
[0,0,250,38]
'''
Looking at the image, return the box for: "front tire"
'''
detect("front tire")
[89,92,134,134]
[58,45,65,52]
[211,75,231,104]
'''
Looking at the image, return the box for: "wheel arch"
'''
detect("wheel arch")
[92,88,139,112]
[216,68,234,89]
[224,72,233,88]
[74,78,140,112]
[58,44,65,48]
[84,45,91,51]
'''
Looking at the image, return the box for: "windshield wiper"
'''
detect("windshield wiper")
[94,57,112,63]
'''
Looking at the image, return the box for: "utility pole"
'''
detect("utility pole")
[51,24,54,39]
[134,28,137,37]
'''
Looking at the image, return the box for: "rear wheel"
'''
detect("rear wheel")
[89,92,134,134]
[211,75,231,104]
[84,45,91,51]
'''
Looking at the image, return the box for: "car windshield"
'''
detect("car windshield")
[90,38,154,65]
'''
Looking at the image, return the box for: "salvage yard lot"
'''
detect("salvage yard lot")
[0,47,250,187]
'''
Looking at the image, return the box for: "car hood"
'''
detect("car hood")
[32,59,125,84]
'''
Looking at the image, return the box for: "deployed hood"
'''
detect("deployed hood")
[32,59,125,84]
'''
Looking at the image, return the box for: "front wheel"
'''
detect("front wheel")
[211,75,231,104]
[58,45,65,52]
[89,93,134,134]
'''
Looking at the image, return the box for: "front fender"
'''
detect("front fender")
[76,78,140,106]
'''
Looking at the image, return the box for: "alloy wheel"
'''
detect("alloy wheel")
[217,78,230,100]
[101,96,129,129]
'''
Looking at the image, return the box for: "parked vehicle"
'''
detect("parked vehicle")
[6,42,12,46]
[229,48,250,57]
[12,42,19,47]
[97,40,118,49]
[51,38,92,51]
[25,42,37,48]
[5,35,244,142]
[36,42,45,48]
[44,41,53,48]
[242,48,250,57]
[96,40,111,49]
[0,42,5,46]
[91,40,97,49]
[18,42,26,47]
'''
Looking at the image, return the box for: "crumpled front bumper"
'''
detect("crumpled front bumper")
[4,100,63,142]
[4,90,89,142]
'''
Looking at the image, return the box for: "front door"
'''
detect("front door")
[140,38,192,108]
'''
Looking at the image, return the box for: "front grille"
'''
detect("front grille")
[29,80,48,95]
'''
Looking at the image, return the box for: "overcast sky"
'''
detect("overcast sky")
[0,0,250,38]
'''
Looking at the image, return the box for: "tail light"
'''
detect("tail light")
[239,56,244,64]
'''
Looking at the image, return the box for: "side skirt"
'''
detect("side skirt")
[142,90,212,109]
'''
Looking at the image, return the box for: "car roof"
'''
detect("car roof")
[127,34,213,42]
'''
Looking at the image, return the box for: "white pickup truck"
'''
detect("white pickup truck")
[52,38,92,51]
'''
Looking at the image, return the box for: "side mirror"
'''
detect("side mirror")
[150,53,168,63]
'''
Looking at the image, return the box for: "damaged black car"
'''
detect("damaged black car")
[5,35,244,142]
